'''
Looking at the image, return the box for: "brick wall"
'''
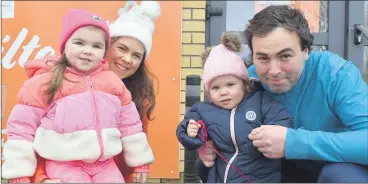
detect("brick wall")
[180,0,207,117]
[179,0,207,182]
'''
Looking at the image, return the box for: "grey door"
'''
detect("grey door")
[205,1,367,82]
[346,1,367,82]
[364,1,368,82]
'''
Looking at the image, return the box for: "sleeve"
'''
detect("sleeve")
[9,177,30,183]
[285,62,368,164]
[2,86,45,179]
[117,87,154,168]
[176,104,206,150]
[260,93,294,128]
[134,115,151,174]
[133,164,150,173]
[116,115,152,177]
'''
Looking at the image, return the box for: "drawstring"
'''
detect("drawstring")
[196,120,253,183]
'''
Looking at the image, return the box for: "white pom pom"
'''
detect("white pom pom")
[118,8,126,16]
[140,1,161,20]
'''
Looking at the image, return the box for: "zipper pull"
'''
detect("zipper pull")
[86,76,93,87]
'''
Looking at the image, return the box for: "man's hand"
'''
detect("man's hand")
[136,172,149,183]
[187,119,201,138]
[248,125,288,159]
[197,140,216,167]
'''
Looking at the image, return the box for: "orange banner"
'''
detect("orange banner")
[255,1,322,33]
[1,1,181,178]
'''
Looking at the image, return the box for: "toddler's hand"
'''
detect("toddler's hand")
[136,172,149,183]
[187,119,201,138]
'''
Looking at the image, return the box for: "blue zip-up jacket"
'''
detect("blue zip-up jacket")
[249,51,368,164]
[176,84,293,183]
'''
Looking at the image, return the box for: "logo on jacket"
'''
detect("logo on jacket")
[93,15,101,22]
[245,111,256,121]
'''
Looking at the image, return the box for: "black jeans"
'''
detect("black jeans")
[196,158,368,183]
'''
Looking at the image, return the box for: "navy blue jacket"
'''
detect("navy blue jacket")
[177,82,293,183]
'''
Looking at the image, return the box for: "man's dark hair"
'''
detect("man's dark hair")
[245,5,314,52]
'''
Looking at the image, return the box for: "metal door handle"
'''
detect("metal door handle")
[354,24,368,45]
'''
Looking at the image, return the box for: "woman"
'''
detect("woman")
[30,2,160,183]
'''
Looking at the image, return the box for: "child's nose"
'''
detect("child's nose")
[220,89,228,96]
[83,47,92,55]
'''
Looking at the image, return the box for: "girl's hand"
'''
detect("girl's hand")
[136,172,149,183]
[187,119,201,138]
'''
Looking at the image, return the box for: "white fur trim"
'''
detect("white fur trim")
[2,140,37,179]
[33,127,100,162]
[121,132,154,167]
[33,128,124,163]
[100,128,123,160]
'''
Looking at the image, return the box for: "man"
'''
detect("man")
[197,5,368,183]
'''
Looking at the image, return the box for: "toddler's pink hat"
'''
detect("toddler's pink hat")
[202,32,249,90]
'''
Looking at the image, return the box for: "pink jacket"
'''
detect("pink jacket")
[1,56,154,179]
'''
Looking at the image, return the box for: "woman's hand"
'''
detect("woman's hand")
[135,172,149,183]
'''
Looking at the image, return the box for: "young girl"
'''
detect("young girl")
[2,9,154,183]
[31,2,161,183]
[176,32,293,183]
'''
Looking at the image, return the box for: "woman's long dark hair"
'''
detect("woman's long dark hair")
[122,53,157,121]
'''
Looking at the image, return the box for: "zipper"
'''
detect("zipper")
[86,76,104,160]
[224,107,239,183]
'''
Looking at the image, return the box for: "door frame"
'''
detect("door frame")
[346,1,367,76]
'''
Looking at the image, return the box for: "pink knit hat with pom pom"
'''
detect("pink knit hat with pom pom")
[202,33,249,90]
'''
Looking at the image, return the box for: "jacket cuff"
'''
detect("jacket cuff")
[9,177,30,183]
[121,132,154,167]
[134,164,150,173]
[2,140,37,179]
